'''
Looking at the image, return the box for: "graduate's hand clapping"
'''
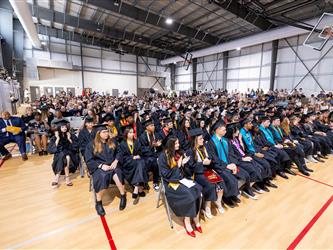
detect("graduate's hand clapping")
[182,154,190,166]
[203,158,211,165]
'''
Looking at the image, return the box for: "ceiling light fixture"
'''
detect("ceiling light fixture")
[166,18,173,25]
[236,47,241,51]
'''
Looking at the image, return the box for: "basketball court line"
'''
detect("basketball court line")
[4,193,156,250]
[0,145,17,168]
[297,173,333,189]
[286,194,333,250]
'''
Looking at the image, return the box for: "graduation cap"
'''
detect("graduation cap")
[162,117,172,124]
[184,108,192,114]
[241,118,252,127]
[307,111,315,116]
[124,111,134,118]
[85,116,94,123]
[259,116,270,122]
[271,115,281,121]
[143,119,154,127]
[188,128,203,137]
[203,107,210,112]
[211,119,226,132]
[93,124,108,132]
[53,119,70,127]
[104,113,115,122]
[226,121,240,130]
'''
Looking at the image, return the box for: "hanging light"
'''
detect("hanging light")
[165,18,173,25]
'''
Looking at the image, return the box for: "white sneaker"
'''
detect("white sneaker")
[202,209,213,219]
[307,156,318,163]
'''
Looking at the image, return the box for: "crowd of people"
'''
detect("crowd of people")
[1,87,333,238]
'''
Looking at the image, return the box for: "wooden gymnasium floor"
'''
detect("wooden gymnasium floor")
[1,145,333,249]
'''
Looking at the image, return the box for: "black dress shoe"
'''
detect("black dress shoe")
[39,151,43,156]
[313,156,325,162]
[277,171,289,179]
[304,166,313,172]
[43,150,48,155]
[222,196,236,208]
[285,168,296,176]
[231,196,241,204]
[119,194,127,210]
[95,201,106,216]
[258,183,270,192]
[318,154,328,159]
[21,154,28,161]
[132,193,138,199]
[2,153,12,161]
[300,169,310,176]
[265,180,278,188]
[138,191,146,197]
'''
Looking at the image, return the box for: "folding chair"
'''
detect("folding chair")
[78,152,86,178]
[156,158,174,229]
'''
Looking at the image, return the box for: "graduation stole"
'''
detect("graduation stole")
[169,153,181,168]
[120,119,128,127]
[133,123,137,139]
[259,125,276,145]
[212,134,228,164]
[240,128,255,153]
[146,131,156,149]
[271,125,283,141]
[196,146,208,162]
[127,141,134,155]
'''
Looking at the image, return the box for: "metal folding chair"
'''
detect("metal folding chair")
[156,157,174,229]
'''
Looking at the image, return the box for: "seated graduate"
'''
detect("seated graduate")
[138,119,161,191]
[301,113,330,160]
[158,137,203,238]
[250,121,289,179]
[313,110,333,145]
[156,117,177,146]
[289,115,322,163]
[309,111,333,152]
[269,115,310,176]
[239,119,278,192]
[197,118,211,142]
[103,113,119,140]
[118,126,149,201]
[258,116,295,177]
[0,111,28,161]
[178,118,193,151]
[48,119,79,188]
[186,128,225,219]
[279,116,314,175]
[225,122,270,197]
[206,120,248,208]
[27,112,50,156]
[78,116,95,160]
[85,124,126,216]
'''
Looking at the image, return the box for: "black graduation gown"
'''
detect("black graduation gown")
[177,130,192,151]
[48,134,80,175]
[229,139,264,182]
[78,128,94,157]
[206,139,240,198]
[256,130,291,169]
[138,131,160,183]
[158,152,202,217]
[118,140,149,185]
[156,128,177,147]
[85,140,123,193]
[302,123,331,155]
[290,125,314,156]
[186,148,225,202]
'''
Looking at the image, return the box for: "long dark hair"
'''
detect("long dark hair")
[165,137,182,168]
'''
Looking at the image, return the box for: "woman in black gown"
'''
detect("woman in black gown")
[85,124,127,216]
[119,127,149,201]
[158,137,203,238]
[78,116,95,160]
[186,128,225,219]
[48,119,79,188]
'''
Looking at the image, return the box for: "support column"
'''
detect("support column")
[222,51,228,90]
[170,63,176,90]
[0,4,13,76]
[13,19,24,99]
[269,40,279,91]
[136,55,139,95]
[192,58,197,91]
[80,42,85,90]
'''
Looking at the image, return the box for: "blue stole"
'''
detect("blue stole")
[240,128,256,153]
[270,125,282,141]
[212,134,228,164]
[259,125,276,145]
